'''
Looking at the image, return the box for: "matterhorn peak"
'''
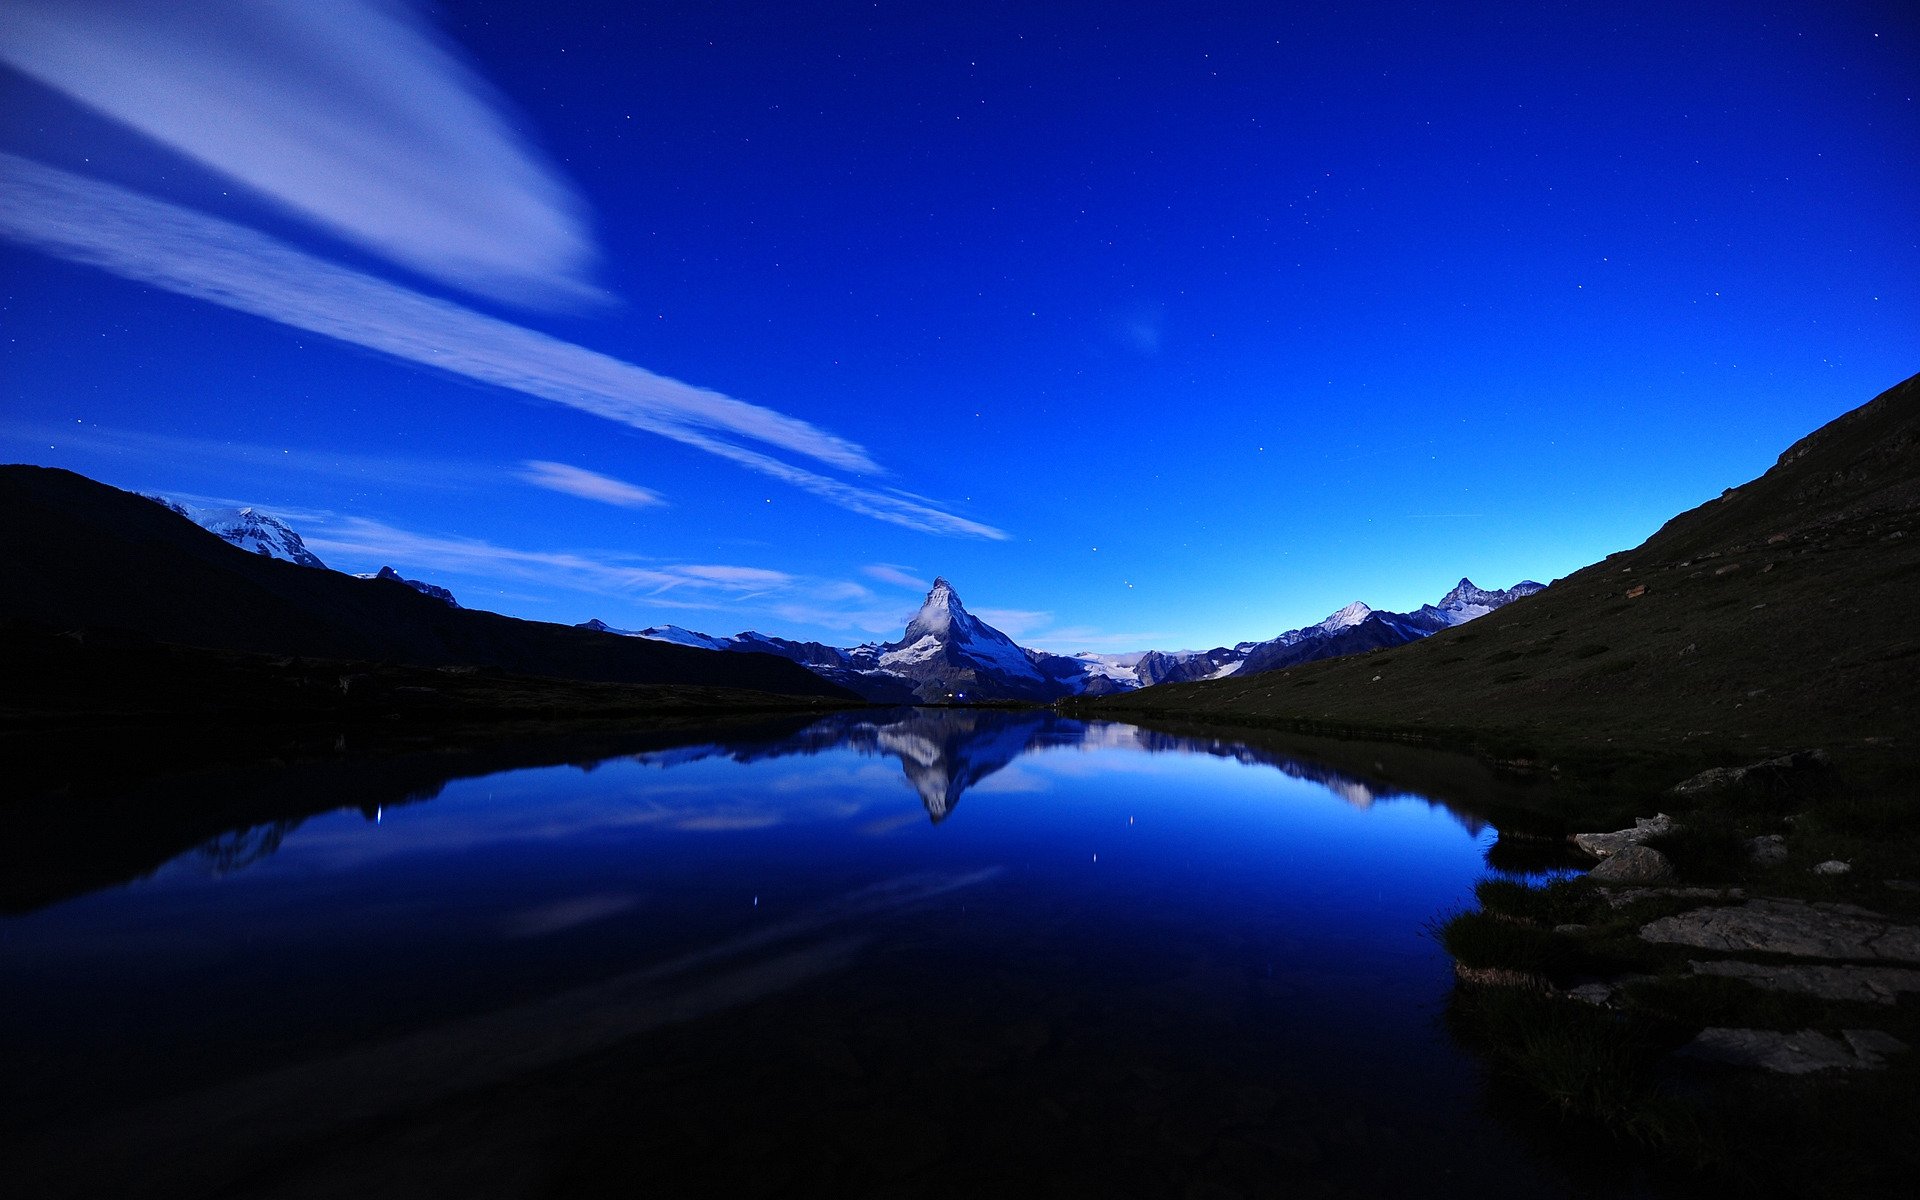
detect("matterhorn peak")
[905,576,967,641]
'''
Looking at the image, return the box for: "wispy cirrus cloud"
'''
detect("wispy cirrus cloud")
[862,563,929,590]
[0,154,1006,540]
[0,0,600,308]
[299,516,792,598]
[0,418,494,490]
[972,608,1055,639]
[299,513,920,636]
[518,461,665,508]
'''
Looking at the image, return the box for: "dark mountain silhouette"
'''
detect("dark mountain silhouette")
[0,466,856,702]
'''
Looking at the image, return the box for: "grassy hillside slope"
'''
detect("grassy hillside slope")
[1085,373,1920,785]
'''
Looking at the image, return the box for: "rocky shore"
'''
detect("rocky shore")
[1439,750,1920,1194]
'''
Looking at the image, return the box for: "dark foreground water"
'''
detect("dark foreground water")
[1,709,1613,1199]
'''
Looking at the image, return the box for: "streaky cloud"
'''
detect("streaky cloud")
[0,418,495,490]
[863,563,930,590]
[300,516,793,597]
[0,0,601,308]
[519,461,666,508]
[0,154,1007,541]
[971,608,1056,639]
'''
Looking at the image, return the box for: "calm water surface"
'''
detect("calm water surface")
[1,709,1609,1198]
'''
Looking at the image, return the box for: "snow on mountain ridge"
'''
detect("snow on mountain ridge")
[902,576,964,641]
[578,574,1546,701]
[145,494,328,569]
[146,493,470,607]
[1315,600,1373,634]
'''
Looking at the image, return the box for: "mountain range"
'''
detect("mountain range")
[581,574,1543,703]
[131,491,1541,703]
[1087,371,1920,782]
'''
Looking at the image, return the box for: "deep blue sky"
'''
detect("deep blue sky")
[3,0,1915,651]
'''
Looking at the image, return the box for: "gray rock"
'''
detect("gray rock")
[1572,813,1674,859]
[1689,959,1920,1005]
[1587,844,1677,884]
[1566,983,1615,1006]
[1842,1029,1910,1068]
[1595,886,1743,910]
[1746,834,1790,866]
[1669,750,1831,800]
[1679,1028,1865,1074]
[1812,859,1852,876]
[1553,923,1590,935]
[1639,898,1920,962]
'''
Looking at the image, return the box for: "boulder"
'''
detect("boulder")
[1640,898,1920,962]
[1572,813,1674,859]
[1689,959,1920,1005]
[1595,886,1743,910]
[1746,834,1789,866]
[1679,1028,1867,1074]
[1587,845,1677,884]
[1813,859,1852,876]
[1669,750,1831,800]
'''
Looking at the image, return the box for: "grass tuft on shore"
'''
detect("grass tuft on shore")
[1446,986,1709,1158]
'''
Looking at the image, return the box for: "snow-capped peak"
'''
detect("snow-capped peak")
[641,624,736,651]
[1433,577,1546,623]
[580,620,737,652]
[146,494,327,569]
[902,576,966,642]
[1315,600,1373,634]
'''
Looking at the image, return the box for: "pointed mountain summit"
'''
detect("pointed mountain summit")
[360,565,460,608]
[1315,601,1374,634]
[902,576,966,642]
[878,577,1051,700]
[1434,577,1545,622]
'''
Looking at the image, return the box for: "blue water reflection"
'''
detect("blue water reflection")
[0,709,1592,1197]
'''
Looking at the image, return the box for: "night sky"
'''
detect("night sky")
[2,0,1915,651]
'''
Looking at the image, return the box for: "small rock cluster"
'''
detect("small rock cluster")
[1570,813,1677,883]
[1540,781,1920,1075]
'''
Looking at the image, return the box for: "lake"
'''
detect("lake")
[1,707,1619,1198]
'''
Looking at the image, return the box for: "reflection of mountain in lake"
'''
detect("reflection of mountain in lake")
[627,706,1480,828]
[6,709,1521,913]
[628,707,1072,822]
[866,709,1065,820]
